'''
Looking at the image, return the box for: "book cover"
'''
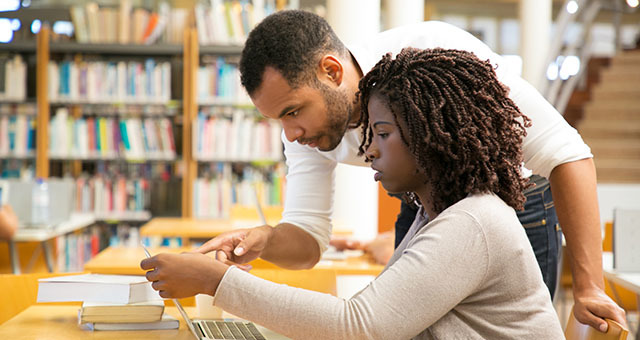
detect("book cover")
[80,313,179,331]
[37,274,161,304]
[117,0,131,44]
[80,300,164,323]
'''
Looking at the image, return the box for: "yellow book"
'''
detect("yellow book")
[80,313,179,330]
[80,300,164,323]
[99,117,107,156]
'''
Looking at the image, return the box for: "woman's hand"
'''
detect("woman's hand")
[140,252,230,299]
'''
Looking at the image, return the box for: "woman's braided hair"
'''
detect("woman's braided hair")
[357,48,532,213]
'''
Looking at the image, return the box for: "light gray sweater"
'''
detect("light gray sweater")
[214,194,565,339]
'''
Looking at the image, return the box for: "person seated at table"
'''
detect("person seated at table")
[0,205,18,240]
[141,48,564,339]
[330,231,394,265]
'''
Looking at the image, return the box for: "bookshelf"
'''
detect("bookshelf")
[0,30,35,178]
[0,1,296,274]
[34,24,183,223]
[5,1,289,221]
[183,30,285,220]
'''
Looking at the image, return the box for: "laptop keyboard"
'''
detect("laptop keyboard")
[200,320,266,340]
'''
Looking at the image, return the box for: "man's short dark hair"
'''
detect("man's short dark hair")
[240,10,347,95]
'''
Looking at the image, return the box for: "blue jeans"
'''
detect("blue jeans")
[516,175,562,299]
[394,175,561,299]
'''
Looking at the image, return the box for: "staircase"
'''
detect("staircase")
[579,50,640,183]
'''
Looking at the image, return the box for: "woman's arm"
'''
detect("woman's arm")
[214,213,489,340]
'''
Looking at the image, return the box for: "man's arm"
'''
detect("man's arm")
[196,222,322,270]
[549,158,626,331]
[261,223,322,269]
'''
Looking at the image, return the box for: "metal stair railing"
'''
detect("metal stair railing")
[542,0,640,115]
[542,0,602,115]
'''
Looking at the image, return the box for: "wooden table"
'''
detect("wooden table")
[139,217,354,247]
[9,214,96,274]
[0,305,286,339]
[84,246,383,296]
[84,246,384,277]
[140,218,245,246]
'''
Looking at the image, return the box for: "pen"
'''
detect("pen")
[141,243,199,338]
[253,184,268,225]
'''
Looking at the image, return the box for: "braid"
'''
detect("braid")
[357,48,532,213]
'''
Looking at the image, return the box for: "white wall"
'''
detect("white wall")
[331,163,378,241]
[326,0,380,46]
[325,0,380,241]
[597,184,640,227]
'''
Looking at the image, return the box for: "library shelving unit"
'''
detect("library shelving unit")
[181,30,285,220]
[33,25,186,223]
[0,38,36,176]
[15,25,285,222]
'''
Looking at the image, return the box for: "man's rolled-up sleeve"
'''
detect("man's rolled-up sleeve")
[279,132,337,253]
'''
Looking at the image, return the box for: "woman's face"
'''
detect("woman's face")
[365,95,427,194]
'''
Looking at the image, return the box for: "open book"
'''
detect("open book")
[37,274,161,304]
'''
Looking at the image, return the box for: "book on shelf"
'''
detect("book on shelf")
[37,274,161,304]
[49,108,176,160]
[48,59,171,104]
[197,57,252,104]
[75,175,149,216]
[193,163,285,218]
[70,1,176,45]
[55,226,102,272]
[193,110,282,162]
[79,300,164,323]
[0,55,26,101]
[144,2,170,45]
[195,0,281,46]
[79,313,179,331]
[0,115,36,157]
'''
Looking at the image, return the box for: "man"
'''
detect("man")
[197,10,625,331]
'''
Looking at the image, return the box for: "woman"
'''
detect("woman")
[142,48,564,339]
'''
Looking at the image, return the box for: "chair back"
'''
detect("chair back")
[0,272,83,325]
[565,307,629,340]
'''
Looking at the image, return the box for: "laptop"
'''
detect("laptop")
[174,298,289,340]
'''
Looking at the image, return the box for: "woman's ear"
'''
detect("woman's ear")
[317,55,344,87]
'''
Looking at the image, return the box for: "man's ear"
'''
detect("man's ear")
[317,55,344,87]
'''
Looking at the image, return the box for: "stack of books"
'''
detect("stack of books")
[78,300,179,331]
[37,273,179,331]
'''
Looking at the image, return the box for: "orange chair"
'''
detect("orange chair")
[0,272,84,325]
[565,307,629,340]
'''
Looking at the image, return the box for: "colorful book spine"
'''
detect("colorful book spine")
[75,174,150,216]
[48,110,175,161]
[193,109,283,162]
[197,58,251,104]
[194,162,285,218]
[49,59,171,104]
[0,114,36,157]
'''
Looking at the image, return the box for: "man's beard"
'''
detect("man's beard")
[314,82,353,152]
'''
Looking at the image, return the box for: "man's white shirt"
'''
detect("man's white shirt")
[279,21,592,252]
